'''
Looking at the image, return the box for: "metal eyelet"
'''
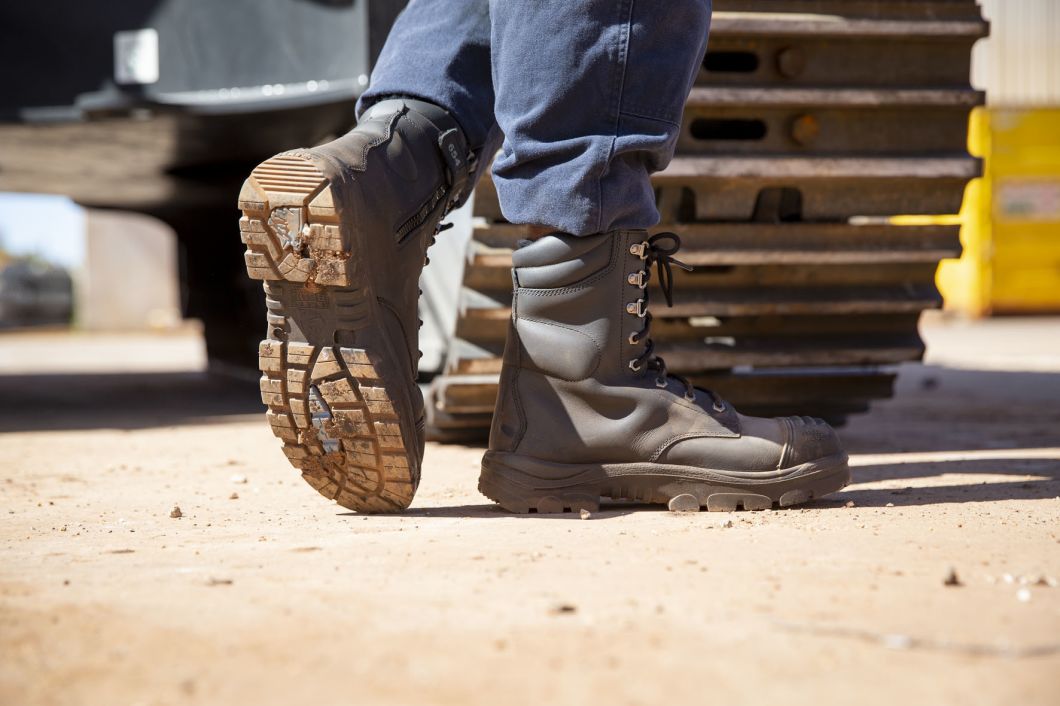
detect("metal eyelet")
[655,377,668,388]
[626,299,646,317]
[713,401,727,413]
[627,271,647,289]
[629,359,643,372]
[628,332,640,345]
[685,391,697,402]
[629,242,649,259]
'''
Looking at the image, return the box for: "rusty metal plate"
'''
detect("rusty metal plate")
[425,0,983,439]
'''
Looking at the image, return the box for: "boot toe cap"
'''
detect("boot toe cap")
[783,416,845,467]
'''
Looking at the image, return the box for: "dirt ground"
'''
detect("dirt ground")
[2,314,1058,706]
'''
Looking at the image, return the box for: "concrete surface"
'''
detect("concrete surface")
[1,315,1058,706]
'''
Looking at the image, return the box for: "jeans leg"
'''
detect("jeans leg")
[489,0,711,235]
[357,0,500,156]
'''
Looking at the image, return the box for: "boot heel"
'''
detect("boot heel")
[478,453,600,514]
[238,154,351,286]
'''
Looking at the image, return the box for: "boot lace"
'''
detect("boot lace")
[626,232,726,413]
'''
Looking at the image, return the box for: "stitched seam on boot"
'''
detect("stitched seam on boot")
[516,232,622,296]
[343,108,402,175]
[649,430,744,463]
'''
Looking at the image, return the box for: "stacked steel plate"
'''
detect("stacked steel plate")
[427,0,988,440]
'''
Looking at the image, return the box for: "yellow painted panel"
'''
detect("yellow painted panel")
[937,107,1060,315]
[989,109,1060,312]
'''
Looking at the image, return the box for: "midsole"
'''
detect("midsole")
[481,450,850,491]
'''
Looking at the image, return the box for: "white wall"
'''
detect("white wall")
[973,0,1060,106]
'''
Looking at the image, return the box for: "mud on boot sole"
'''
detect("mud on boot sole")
[478,452,851,514]
[239,154,418,513]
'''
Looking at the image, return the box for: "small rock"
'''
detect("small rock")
[885,502,895,508]
[169,506,183,519]
[1035,575,1057,588]
[844,500,856,508]
[551,603,577,615]
[230,474,248,484]
[579,508,592,520]
[207,577,233,586]
[943,568,962,587]
[883,634,913,650]
[1016,587,1032,603]
[720,519,734,528]
[229,492,239,500]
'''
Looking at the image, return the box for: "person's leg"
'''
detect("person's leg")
[488,0,711,235]
[359,0,503,191]
[237,0,497,513]
[480,0,851,513]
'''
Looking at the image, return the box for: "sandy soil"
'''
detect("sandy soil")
[1,315,1058,706]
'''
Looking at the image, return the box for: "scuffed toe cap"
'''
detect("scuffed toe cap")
[781,416,845,468]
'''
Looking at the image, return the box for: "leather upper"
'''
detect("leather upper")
[489,230,844,472]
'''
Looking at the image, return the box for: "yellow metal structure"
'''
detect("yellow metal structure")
[937,107,1060,315]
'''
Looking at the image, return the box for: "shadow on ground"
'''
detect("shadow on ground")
[2,364,1058,511]
[0,371,262,432]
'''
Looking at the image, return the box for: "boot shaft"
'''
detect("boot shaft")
[506,229,647,382]
[489,229,742,459]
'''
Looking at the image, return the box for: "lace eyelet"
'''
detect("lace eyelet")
[685,391,697,403]
[713,401,727,413]
[655,377,668,388]
[629,359,643,372]
[627,271,647,289]
[629,242,649,260]
[625,299,647,317]
[628,332,640,345]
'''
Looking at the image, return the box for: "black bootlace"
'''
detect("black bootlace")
[627,232,726,413]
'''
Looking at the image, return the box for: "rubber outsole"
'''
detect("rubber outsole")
[238,154,417,513]
[478,452,851,514]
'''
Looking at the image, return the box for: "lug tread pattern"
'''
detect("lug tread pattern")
[240,153,418,513]
[239,155,351,287]
[259,340,415,513]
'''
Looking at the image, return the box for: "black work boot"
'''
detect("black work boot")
[480,230,850,513]
[238,98,474,513]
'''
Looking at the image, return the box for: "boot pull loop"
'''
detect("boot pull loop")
[436,128,474,213]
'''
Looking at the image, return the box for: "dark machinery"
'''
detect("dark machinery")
[0,0,404,363]
[0,0,987,439]
[425,0,987,439]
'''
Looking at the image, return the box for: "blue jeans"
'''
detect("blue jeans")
[358,0,711,236]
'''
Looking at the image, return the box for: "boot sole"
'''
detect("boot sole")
[478,451,850,513]
[238,154,419,513]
